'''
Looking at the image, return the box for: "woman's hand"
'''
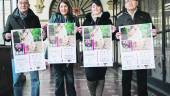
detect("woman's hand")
[76,26,82,34]
[112,26,117,33]
[112,26,121,40]
[45,59,50,70]
[42,24,47,40]
[116,32,121,40]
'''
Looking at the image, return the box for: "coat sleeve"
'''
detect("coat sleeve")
[74,16,82,41]
[35,16,41,28]
[3,15,12,42]
[74,16,80,27]
[107,18,112,25]
[82,19,86,26]
[146,13,156,29]
[115,16,122,31]
[49,14,56,23]
[112,15,124,41]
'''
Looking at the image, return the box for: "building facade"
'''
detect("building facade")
[0,0,170,95]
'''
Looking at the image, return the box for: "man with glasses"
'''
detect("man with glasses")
[115,0,157,96]
[3,0,40,96]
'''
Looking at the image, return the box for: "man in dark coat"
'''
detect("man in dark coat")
[115,0,157,96]
[3,0,41,96]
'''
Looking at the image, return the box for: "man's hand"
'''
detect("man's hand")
[151,29,157,37]
[5,33,11,40]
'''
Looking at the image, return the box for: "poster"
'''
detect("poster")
[11,28,46,73]
[82,25,113,67]
[48,23,76,64]
[119,23,155,70]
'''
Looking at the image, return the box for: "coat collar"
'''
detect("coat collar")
[85,12,110,21]
[12,8,35,19]
[124,8,141,16]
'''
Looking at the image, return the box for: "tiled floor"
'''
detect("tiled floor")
[22,64,151,96]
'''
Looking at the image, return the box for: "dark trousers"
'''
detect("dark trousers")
[54,64,76,96]
[122,69,148,96]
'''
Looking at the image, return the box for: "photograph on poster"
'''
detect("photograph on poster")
[13,28,42,55]
[48,23,75,47]
[48,23,77,64]
[82,25,113,67]
[84,25,111,50]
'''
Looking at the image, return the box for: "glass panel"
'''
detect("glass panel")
[167,32,170,47]
[4,0,11,21]
[165,0,170,82]
[4,0,11,45]
[165,0,170,83]
[0,0,11,45]
[0,0,4,44]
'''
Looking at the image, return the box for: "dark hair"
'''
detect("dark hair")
[17,0,29,4]
[58,0,72,15]
[92,0,103,12]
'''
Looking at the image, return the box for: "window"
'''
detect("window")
[0,0,4,44]
[0,0,12,45]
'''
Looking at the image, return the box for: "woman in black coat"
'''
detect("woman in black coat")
[82,0,112,96]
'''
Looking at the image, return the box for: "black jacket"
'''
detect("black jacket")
[83,12,112,81]
[3,8,41,42]
[83,12,112,26]
[114,9,155,40]
[116,9,155,29]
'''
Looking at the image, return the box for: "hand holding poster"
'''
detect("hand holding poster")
[11,28,46,73]
[119,23,155,70]
[47,23,77,64]
[82,25,113,67]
